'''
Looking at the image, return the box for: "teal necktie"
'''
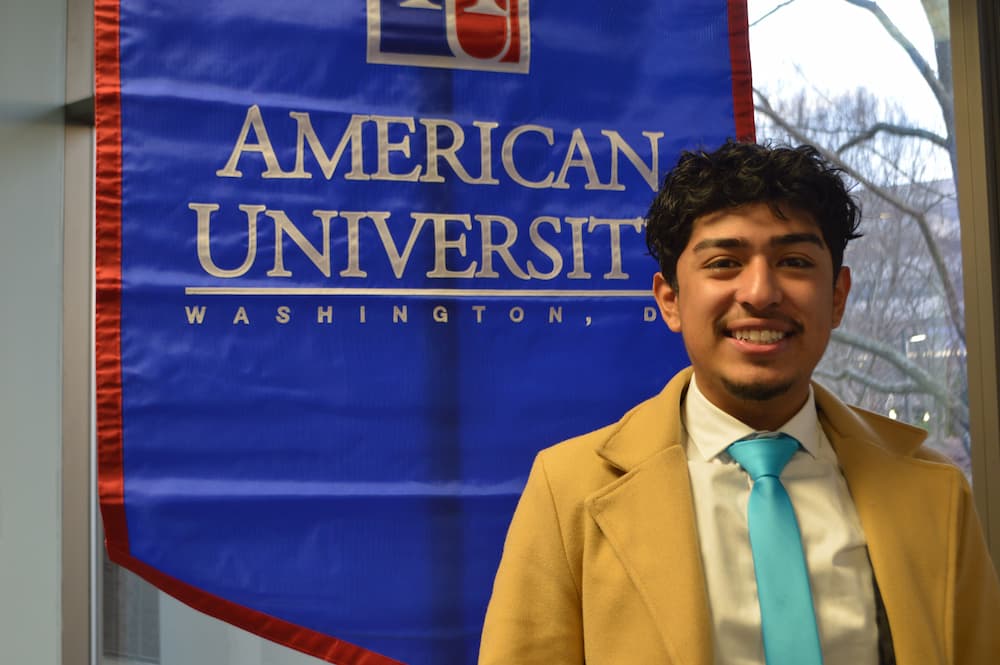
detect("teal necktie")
[728,433,823,665]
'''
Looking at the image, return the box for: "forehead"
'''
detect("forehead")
[688,202,822,242]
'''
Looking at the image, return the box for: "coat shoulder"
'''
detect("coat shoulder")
[847,404,960,468]
[815,381,952,465]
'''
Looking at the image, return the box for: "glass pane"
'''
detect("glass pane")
[749,0,969,476]
[101,556,325,665]
[103,557,159,663]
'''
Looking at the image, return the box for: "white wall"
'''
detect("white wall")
[0,0,68,663]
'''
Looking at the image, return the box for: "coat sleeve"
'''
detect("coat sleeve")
[949,473,1000,663]
[478,452,585,665]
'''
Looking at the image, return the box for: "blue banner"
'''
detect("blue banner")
[96,1,753,663]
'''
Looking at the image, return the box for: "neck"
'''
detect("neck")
[727,400,801,431]
[695,376,810,431]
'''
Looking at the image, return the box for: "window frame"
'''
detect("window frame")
[951,0,1000,553]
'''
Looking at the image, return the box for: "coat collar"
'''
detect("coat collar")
[594,367,692,472]
[595,366,930,472]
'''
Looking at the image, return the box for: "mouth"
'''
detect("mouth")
[728,329,788,345]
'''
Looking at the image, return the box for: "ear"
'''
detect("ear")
[653,272,683,332]
[831,266,851,327]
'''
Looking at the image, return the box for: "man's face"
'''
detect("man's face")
[653,202,851,428]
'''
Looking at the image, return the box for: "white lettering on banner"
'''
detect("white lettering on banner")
[191,203,646,283]
[182,303,662,327]
[216,106,664,192]
[192,203,263,278]
[185,305,207,324]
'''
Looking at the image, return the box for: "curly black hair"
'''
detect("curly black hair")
[646,141,862,288]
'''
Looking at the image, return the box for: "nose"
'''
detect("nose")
[736,257,782,310]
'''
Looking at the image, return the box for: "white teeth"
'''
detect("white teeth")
[733,330,785,344]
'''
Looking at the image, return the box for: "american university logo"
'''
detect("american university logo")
[367,0,530,73]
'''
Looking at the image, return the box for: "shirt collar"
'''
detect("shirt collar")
[682,374,822,462]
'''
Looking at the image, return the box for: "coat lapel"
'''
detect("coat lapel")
[586,369,713,665]
[816,384,951,664]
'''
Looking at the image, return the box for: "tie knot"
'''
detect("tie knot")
[727,433,799,481]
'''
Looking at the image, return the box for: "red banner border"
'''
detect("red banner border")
[94,0,127,555]
[94,2,402,663]
[728,0,756,141]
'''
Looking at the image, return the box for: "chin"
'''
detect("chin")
[721,377,794,402]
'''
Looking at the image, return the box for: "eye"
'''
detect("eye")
[779,256,815,268]
[705,257,741,270]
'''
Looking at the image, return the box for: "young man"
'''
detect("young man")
[478,142,1000,665]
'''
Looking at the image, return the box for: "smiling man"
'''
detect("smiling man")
[653,201,849,431]
[479,142,1000,665]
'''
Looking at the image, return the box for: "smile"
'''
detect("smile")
[731,329,787,344]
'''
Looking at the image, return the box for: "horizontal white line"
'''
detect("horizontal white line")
[184,287,651,298]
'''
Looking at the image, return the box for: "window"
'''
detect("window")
[750,0,972,475]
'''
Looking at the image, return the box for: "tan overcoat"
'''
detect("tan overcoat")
[479,368,1000,664]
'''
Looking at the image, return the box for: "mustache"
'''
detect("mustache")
[716,307,803,335]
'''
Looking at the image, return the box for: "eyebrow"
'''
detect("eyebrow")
[691,233,826,253]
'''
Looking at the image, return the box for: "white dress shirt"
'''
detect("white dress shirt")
[682,375,878,665]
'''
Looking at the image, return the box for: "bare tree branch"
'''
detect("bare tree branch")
[830,328,969,427]
[836,121,949,153]
[750,0,799,27]
[815,367,919,394]
[841,0,953,123]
